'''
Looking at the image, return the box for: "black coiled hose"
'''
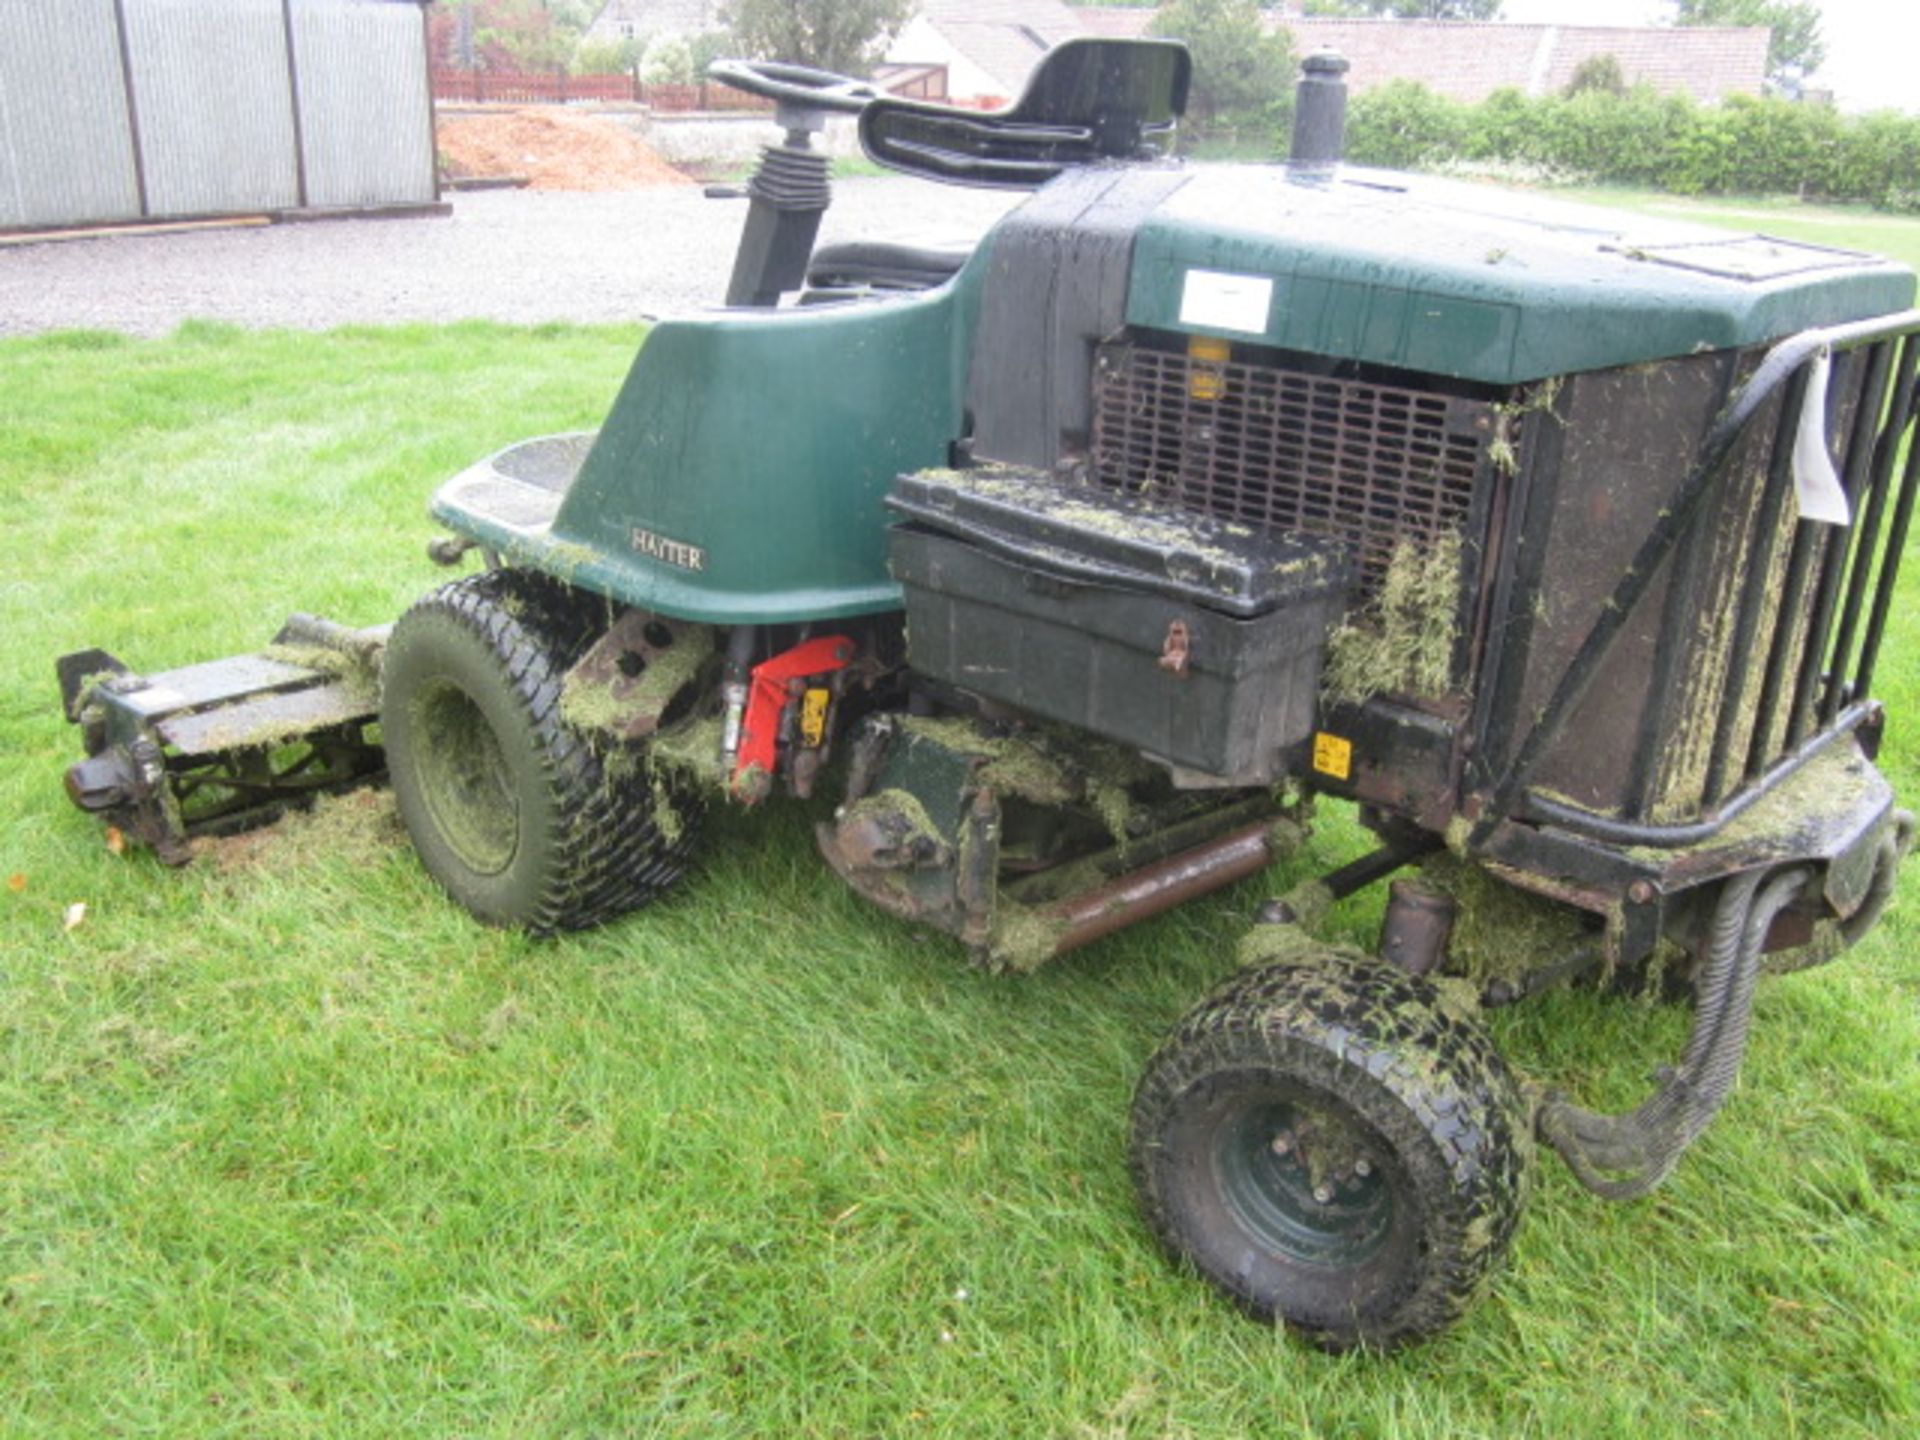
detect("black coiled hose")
[1545,811,1914,1199]
[1540,865,1810,1201]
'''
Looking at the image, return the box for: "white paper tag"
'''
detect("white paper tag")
[1178,269,1274,334]
[1792,347,1851,527]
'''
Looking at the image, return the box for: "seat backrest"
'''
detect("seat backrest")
[858,38,1192,190]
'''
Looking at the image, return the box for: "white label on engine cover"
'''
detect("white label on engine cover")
[1178,269,1274,334]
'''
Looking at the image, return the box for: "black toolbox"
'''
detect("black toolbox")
[886,467,1348,785]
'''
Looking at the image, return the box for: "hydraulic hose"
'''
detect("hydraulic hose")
[1840,809,1914,948]
[1540,865,1810,1201]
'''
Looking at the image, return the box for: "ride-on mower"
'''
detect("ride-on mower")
[57,41,1920,1348]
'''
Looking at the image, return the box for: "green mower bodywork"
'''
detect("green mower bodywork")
[434,278,983,623]
[59,40,1920,1350]
[436,165,1911,624]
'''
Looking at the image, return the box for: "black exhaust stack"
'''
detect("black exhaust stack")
[1289,50,1349,168]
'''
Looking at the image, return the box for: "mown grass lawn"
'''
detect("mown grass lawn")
[2,193,1918,1438]
[1581,186,1920,261]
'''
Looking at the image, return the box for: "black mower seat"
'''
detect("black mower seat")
[806,240,971,292]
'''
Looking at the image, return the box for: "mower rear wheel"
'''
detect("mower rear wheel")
[1130,952,1531,1349]
[381,570,702,935]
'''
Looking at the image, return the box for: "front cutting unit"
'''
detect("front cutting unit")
[59,41,1920,1349]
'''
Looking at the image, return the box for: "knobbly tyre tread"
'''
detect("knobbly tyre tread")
[382,569,704,936]
[1129,952,1531,1350]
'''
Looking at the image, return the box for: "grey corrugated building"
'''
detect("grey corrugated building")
[0,0,439,233]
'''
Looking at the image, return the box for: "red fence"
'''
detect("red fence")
[431,69,776,111]
[432,70,633,104]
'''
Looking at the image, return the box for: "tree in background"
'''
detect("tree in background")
[1670,0,1826,93]
[433,0,597,73]
[720,0,913,75]
[1302,2,1504,18]
[1563,53,1627,98]
[1149,0,1295,132]
[542,0,600,39]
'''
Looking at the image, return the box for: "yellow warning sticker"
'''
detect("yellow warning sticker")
[800,687,831,747]
[1312,731,1353,781]
[1188,334,1230,401]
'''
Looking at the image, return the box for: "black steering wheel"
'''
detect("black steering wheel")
[707,59,880,116]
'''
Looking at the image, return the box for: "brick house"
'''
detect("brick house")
[886,0,1088,105]
[582,0,727,54]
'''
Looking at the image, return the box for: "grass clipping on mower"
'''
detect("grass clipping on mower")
[1322,531,1462,706]
[1416,853,1592,990]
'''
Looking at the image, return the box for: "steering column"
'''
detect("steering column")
[708,60,878,308]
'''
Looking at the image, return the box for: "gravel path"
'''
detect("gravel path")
[0,178,1024,338]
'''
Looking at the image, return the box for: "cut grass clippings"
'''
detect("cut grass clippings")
[3,196,1920,1437]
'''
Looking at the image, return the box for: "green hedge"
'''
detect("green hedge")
[1339,80,1920,212]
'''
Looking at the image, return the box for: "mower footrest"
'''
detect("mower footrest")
[432,431,594,540]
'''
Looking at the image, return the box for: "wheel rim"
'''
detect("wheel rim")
[1215,1093,1395,1269]
[409,679,519,875]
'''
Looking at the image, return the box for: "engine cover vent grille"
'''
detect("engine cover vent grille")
[1090,342,1500,593]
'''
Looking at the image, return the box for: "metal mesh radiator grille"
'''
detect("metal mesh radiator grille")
[1090,343,1499,592]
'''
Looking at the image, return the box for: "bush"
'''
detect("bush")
[1339,80,1920,210]
[1344,79,1467,170]
[639,31,696,87]
[574,38,638,75]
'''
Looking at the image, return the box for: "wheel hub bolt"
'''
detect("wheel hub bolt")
[1354,1158,1372,1178]
[1312,1183,1335,1204]
[1270,1133,1294,1156]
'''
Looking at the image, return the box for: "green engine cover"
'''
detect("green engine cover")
[1127,168,1916,384]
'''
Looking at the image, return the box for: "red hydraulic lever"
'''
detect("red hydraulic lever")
[732,634,855,797]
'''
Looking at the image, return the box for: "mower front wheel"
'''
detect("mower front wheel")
[381,570,701,935]
[1130,952,1531,1349]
